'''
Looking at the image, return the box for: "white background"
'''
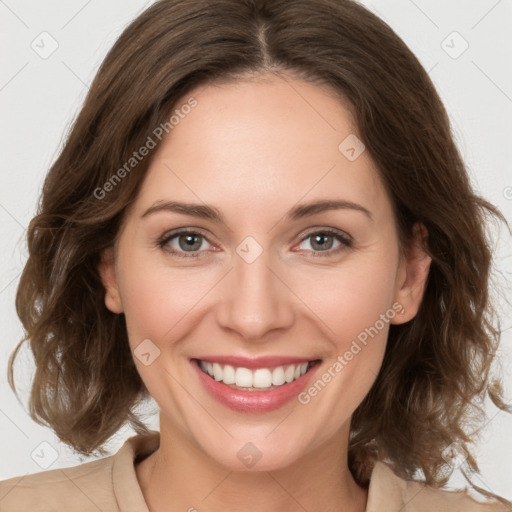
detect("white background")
[1,0,511,502]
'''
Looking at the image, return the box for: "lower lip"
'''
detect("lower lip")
[191,359,320,413]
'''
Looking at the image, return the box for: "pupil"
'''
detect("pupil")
[180,234,201,251]
[312,234,332,251]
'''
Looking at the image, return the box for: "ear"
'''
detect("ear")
[97,246,124,314]
[391,222,431,324]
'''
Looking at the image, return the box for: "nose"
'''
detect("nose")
[215,247,295,343]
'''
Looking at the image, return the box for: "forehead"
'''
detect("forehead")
[132,75,390,224]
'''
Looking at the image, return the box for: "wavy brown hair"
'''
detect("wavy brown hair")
[8,0,510,501]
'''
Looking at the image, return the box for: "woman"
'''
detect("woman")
[1,0,510,510]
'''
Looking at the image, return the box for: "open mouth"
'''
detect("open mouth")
[194,358,321,392]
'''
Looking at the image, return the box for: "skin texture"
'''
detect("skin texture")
[98,73,431,512]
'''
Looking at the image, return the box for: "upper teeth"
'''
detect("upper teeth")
[199,360,310,389]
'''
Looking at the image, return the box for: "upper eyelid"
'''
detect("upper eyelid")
[160,227,214,244]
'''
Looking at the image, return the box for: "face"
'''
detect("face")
[99,73,430,472]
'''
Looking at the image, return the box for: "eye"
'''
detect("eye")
[157,229,213,258]
[157,227,352,259]
[296,229,352,256]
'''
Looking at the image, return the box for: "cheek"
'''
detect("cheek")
[296,252,396,400]
[295,253,398,340]
[116,248,215,344]
[302,279,393,422]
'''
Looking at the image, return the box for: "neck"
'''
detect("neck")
[136,417,368,512]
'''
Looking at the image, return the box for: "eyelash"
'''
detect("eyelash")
[156,228,352,259]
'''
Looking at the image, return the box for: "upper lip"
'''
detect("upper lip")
[193,355,320,369]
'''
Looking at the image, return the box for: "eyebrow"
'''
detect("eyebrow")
[141,199,373,223]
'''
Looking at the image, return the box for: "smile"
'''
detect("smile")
[198,360,314,390]
[191,357,321,412]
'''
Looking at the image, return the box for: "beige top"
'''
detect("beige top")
[0,430,508,511]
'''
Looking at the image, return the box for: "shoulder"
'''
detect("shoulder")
[368,461,510,512]
[0,431,158,512]
[0,454,118,512]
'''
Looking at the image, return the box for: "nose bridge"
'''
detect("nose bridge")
[216,237,294,341]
